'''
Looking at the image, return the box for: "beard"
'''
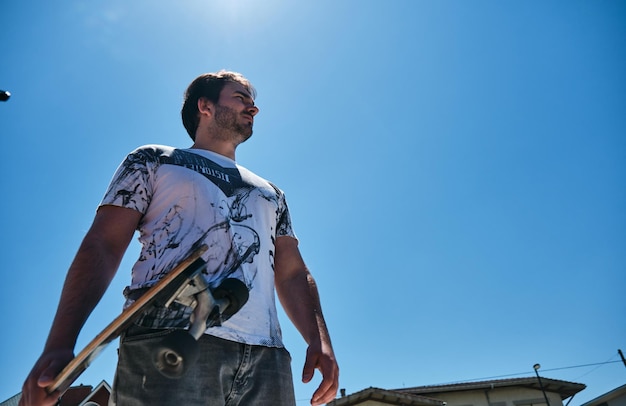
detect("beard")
[213,103,253,143]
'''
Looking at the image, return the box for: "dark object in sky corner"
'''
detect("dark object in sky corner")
[0,90,11,101]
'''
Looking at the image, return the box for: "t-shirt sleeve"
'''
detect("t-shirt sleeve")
[100,147,155,214]
[276,191,297,240]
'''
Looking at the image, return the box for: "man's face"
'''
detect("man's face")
[213,82,258,142]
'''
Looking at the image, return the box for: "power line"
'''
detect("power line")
[571,352,622,381]
[543,360,621,374]
[434,358,623,386]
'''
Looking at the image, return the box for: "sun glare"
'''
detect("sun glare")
[186,0,277,29]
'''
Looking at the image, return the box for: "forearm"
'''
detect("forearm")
[42,206,139,353]
[273,236,339,404]
[44,235,123,352]
[276,269,333,350]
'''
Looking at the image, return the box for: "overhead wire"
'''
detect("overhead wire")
[434,354,623,386]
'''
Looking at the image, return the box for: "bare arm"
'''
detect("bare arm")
[19,205,142,406]
[274,236,339,406]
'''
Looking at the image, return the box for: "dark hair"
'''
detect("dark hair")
[181,70,256,140]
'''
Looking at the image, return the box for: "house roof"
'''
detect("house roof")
[78,380,111,406]
[328,387,447,406]
[581,383,626,406]
[0,393,20,406]
[1,381,112,406]
[395,377,586,401]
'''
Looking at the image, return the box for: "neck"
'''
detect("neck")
[191,125,243,160]
[190,139,237,160]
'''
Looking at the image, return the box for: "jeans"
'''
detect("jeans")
[109,325,296,405]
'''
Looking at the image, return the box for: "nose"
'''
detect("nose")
[247,105,259,117]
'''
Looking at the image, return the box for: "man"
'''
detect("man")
[20,71,339,405]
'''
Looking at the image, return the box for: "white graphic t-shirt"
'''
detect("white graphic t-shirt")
[100,145,296,347]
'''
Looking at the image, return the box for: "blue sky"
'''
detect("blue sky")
[1,1,624,404]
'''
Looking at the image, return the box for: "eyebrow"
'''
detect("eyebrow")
[234,90,255,104]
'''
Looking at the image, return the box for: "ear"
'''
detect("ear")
[197,97,214,118]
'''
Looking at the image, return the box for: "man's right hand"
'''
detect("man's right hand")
[19,349,74,406]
